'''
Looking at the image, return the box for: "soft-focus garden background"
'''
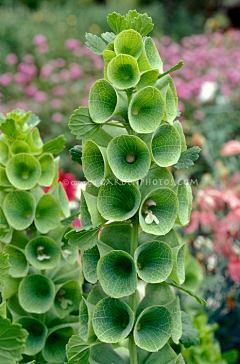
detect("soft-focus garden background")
[1,0,240,362]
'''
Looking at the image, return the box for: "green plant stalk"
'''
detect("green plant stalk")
[129,222,139,364]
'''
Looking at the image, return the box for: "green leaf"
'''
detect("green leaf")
[130,13,154,36]
[49,260,81,285]
[107,54,140,89]
[173,120,187,153]
[134,241,173,283]
[66,335,98,364]
[137,69,159,91]
[70,145,82,165]
[99,223,131,255]
[0,118,20,142]
[1,276,21,300]
[4,245,29,278]
[0,301,6,317]
[180,311,200,348]
[3,191,36,230]
[92,297,134,343]
[139,188,178,236]
[66,225,101,250]
[69,107,100,141]
[163,282,206,305]
[61,209,80,226]
[18,274,55,313]
[169,244,186,285]
[87,285,107,306]
[42,134,66,154]
[0,251,11,287]
[114,29,143,59]
[34,194,61,233]
[85,33,108,55]
[82,245,100,284]
[101,31,116,43]
[50,182,70,218]
[79,297,95,342]
[151,124,181,167]
[138,343,180,364]
[81,190,93,228]
[97,250,137,298]
[38,153,55,186]
[129,86,165,133]
[54,280,81,319]
[125,9,139,27]
[174,182,192,226]
[15,317,47,356]
[107,12,126,33]
[174,147,201,169]
[134,305,173,352]
[82,141,110,188]
[0,316,28,364]
[97,181,141,221]
[25,236,61,270]
[107,135,151,183]
[158,61,184,79]
[6,153,41,190]
[155,75,178,124]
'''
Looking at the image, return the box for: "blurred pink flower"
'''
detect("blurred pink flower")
[18,63,38,78]
[81,96,89,107]
[23,54,35,63]
[38,44,49,54]
[33,34,47,46]
[14,102,27,110]
[14,72,30,85]
[221,140,240,156]
[51,99,62,109]
[54,58,66,68]
[69,63,83,79]
[52,112,63,123]
[34,91,47,103]
[5,53,18,65]
[0,73,12,86]
[193,110,205,121]
[24,85,38,97]
[59,69,71,81]
[228,259,240,282]
[65,38,81,50]
[52,86,67,96]
[40,65,54,78]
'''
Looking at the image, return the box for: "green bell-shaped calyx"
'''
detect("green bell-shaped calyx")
[107,54,140,89]
[128,86,165,133]
[10,140,31,155]
[34,194,61,233]
[4,245,29,278]
[114,29,143,59]
[38,153,55,186]
[82,141,110,187]
[25,236,61,270]
[97,181,141,221]
[0,140,9,166]
[139,188,179,235]
[15,316,47,356]
[92,297,134,343]
[4,191,35,230]
[89,79,127,123]
[134,305,173,352]
[151,124,181,167]
[6,153,41,190]
[138,37,163,72]
[97,250,137,297]
[107,135,151,182]
[134,241,173,283]
[18,274,55,313]
[54,280,81,319]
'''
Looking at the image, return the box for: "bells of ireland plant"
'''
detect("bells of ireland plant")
[0,109,82,364]
[66,9,203,364]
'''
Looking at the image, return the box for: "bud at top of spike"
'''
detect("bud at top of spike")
[114,29,143,59]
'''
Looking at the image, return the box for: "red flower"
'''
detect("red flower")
[220,140,240,156]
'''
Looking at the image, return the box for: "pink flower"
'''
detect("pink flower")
[33,34,47,46]
[65,38,81,50]
[40,65,54,78]
[52,112,63,123]
[54,58,66,68]
[228,259,240,282]
[51,99,62,109]
[81,96,89,107]
[59,69,71,81]
[69,63,83,79]
[221,140,240,156]
[34,91,47,103]
[38,44,49,54]
[24,85,38,97]
[193,110,205,121]
[24,54,35,64]
[186,211,200,234]
[14,72,30,85]
[18,63,38,78]
[5,53,18,65]
[14,102,27,110]
[52,86,67,97]
[0,73,12,86]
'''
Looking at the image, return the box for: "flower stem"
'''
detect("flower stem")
[129,221,139,364]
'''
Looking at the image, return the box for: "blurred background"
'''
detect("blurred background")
[1,0,240,363]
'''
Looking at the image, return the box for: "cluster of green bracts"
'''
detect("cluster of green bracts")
[0,110,83,363]
[66,10,202,364]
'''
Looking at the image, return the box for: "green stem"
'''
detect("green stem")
[129,222,139,364]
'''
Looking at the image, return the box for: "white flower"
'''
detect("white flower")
[62,249,72,259]
[37,254,51,261]
[145,210,159,225]
[198,81,218,103]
